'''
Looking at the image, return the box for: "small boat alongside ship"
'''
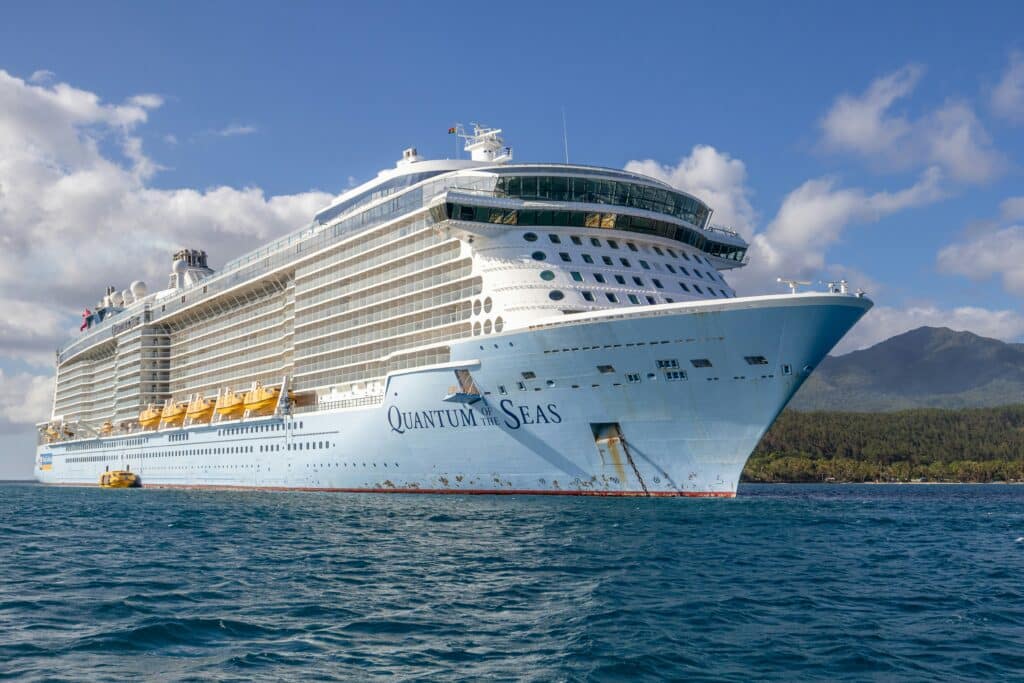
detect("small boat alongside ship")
[99,470,141,488]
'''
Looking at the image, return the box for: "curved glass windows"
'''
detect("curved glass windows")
[438,202,747,261]
[531,251,547,261]
[540,270,556,281]
[494,316,504,332]
[484,319,493,334]
[484,297,493,313]
[494,175,712,229]
[549,290,565,301]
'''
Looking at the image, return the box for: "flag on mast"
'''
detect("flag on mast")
[448,127,457,134]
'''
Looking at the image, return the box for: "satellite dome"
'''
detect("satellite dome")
[111,291,124,306]
[130,281,147,298]
[121,289,133,305]
[172,259,188,275]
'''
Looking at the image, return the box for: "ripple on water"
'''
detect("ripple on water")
[2,483,1024,680]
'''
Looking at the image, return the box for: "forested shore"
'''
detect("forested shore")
[742,405,1024,483]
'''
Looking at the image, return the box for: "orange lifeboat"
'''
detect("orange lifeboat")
[160,399,186,427]
[243,382,293,417]
[215,388,246,420]
[139,404,162,430]
[185,394,214,425]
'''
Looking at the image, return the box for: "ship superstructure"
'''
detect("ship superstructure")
[36,125,871,496]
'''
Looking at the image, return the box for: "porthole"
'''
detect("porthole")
[532,251,547,261]
[549,290,565,301]
[494,316,504,332]
[473,299,482,315]
[483,297,493,313]
[523,232,538,242]
[484,319,493,334]
[540,270,556,281]
[473,321,481,336]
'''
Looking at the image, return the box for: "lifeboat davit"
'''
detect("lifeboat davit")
[139,404,161,430]
[185,395,215,424]
[160,400,186,427]
[99,470,141,488]
[215,388,246,420]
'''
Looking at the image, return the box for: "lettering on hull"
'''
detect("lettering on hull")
[387,401,562,434]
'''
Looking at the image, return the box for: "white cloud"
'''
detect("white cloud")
[938,224,1024,295]
[992,50,1024,123]
[821,64,923,156]
[821,66,1003,183]
[735,167,944,291]
[0,370,54,427]
[625,144,756,237]
[624,144,945,295]
[28,69,55,84]
[1000,196,1024,221]
[216,123,258,137]
[834,304,1024,354]
[128,93,163,109]
[0,69,332,430]
[163,133,178,145]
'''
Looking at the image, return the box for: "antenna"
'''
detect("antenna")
[776,277,811,294]
[561,108,569,164]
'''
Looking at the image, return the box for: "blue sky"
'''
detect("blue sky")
[1,1,1023,476]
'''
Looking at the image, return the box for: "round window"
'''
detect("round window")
[484,319,493,334]
[494,316,504,332]
[531,251,546,261]
[484,297,493,313]
[523,232,538,242]
[540,270,555,281]
[473,299,482,316]
[549,290,565,301]
[473,321,481,336]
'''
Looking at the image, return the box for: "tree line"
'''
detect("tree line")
[742,405,1024,483]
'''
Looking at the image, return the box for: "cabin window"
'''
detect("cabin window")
[690,358,713,368]
[602,256,613,266]
[652,278,664,289]
[570,271,583,282]
[679,282,690,292]
[605,293,618,303]
[639,260,651,270]
[627,242,638,252]
[615,275,626,285]
[590,237,601,247]
[626,373,641,383]
[633,276,644,286]
[665,370,688,381]
[523,232,538,242]
[549,290,565,301]
[582,291,595,302]
[560,252,572,262]
[597,365,616,374]
[608,239,619,249]
[620,258,631,267]
[548,234,561,244]
[522,371,537,380]
[532,251,546,261]
[582,254,594,264]
[571,235,582,245]
[628,294,640,304]
[594,273,606,283]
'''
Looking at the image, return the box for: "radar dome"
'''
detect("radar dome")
[130,281,147,298]
[172,259,188,275]
[111,291,124,306]
[121,289,133,305]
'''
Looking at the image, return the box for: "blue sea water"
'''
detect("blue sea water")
[2,484,1023,681]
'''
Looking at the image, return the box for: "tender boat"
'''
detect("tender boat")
[99,470,141,488]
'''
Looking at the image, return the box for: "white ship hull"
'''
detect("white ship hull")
[35,293,870,497]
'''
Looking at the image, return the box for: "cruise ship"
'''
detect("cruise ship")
[34,125,872,496]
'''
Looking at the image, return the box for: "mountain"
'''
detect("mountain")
[789,327,1024,411]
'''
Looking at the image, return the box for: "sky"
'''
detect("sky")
[1,1,1023,477]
